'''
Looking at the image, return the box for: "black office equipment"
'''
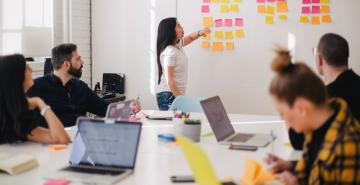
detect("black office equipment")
[102,73,125,94]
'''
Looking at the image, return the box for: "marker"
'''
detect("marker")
[133,95,140,118]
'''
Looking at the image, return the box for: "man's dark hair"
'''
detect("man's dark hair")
[51,43,77,69]
[318,33,349,67]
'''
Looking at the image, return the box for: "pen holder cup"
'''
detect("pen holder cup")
[181,120,201,142]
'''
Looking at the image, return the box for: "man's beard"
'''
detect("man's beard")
[68,64,83,78]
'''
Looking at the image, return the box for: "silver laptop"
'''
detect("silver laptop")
[106,100,133,121]
[45,118,142,185]
[200,96,273,147]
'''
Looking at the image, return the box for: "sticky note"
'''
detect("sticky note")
[225,31,233,40]
[211,0,220,3]
[311,16,320,25]
[220,5,229,13]
[226,42,234,50]
[221,0,230,2]
[203,33,211,39]
[235,18,244,26]
[212,42,223,52]
[215,31,223,39]
[322,15,332,23]
[201,5,210,13]
[235,29,244,38]
[321,5,330,13]
[224,19,233,27]
[276,1,288,12]
[267,0,275,2]
[299,16,309,23]
[266,6,275,14]
[201,41,210,48]
[44,179,70,185]
[278,14,287,20]
[234,0,242,2]
[203,17,213,27]
[257,0,265,3]
[303,0,311,4]
[215,19,223,27]
[312,0,320,3]
[320,0,329,3]
[265,16,274,24]
[230,4,239,12]
[48,145,67,151]
[302,6,311,14]
[258,5,266,13]
[240,158,276,185]
[312,6,320,14]
[203,0,211,3]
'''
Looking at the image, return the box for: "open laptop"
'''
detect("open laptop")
[45,118,142,185]
[106,100,133,121]
[200,96,273,147]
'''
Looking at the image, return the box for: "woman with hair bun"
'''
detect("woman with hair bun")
[265,49,360,185]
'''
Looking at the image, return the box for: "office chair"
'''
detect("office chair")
[43,58,53,75]
[169,96,205,113]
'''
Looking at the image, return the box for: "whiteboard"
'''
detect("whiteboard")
[177,0,360,114]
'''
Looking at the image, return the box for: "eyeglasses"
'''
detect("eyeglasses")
[312,47,318,56]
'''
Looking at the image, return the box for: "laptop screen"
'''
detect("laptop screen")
[69,119,141,169]
[106,100,133,120]
[200,96,235,141]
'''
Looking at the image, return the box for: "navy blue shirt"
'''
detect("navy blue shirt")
[28,74,108,127]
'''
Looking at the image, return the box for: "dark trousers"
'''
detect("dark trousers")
[156,91,175,111]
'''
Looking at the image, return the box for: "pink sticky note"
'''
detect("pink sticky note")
[224,19,233,27]
[235,18,244,26]
[203,0,211,2]
[303,0,311,4]
[215,19,223,27]
[44,179,70,185]
[312,6,320,13]
[257,0,265,3]
[302,6,311,14]
[312,0,320,3]
[201,5,210,13]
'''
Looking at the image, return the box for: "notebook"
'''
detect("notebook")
[0,153,38,175]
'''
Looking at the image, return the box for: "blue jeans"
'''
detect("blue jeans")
[156,91,175,111]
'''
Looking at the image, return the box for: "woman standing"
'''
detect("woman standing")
[0,54,71,144]
[156,17,210,110]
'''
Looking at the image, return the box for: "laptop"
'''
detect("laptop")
[200,96,273,147]
[106,100,133,121]
[45,118,142,185]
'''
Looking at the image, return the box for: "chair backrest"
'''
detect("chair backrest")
[169,96,205,113]
[43,58,53,75]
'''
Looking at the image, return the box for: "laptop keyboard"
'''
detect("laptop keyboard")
[62,166,125,176]
[228,133,254,142]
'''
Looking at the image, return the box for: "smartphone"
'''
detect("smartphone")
[228,144,258,151]
[170,175,195,183]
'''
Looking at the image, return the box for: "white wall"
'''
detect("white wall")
[92,0,360,115]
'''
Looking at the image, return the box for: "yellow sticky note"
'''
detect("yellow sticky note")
[212,42,223,52]
[322,15,332,23]
[225,31,233,40]
[215,31,223,39]
[320,0,329,3]
[311,16,320,25]
[240,158,275,185]
[299,16,309,24]
[203,33,211,40]
[235,29,244,38]
[258,5,266,14]
[266,6,275,14]
[234,0,242,2]
[226,42,234,50]
[177,136,222,185]
[221,0,229,3]
[201,41,210,48]
[278,14,287,20]
[203,17,213,27]
[265,16,274,24]
[211,0,220,3]
[276,1,288,13]
[230,4,239,12]
[220,5,229,13]
[321,5,330,13]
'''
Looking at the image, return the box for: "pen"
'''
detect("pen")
[134,95,139,118]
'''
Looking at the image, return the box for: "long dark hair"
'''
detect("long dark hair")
[0,54,29,141]
[156,17,177,84]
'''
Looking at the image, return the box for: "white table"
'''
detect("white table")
[0,111,301,185]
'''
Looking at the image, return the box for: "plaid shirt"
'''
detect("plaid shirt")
[295,98,360,185]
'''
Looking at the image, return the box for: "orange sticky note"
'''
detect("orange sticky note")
[225,31,233,40]
[276,1,288,12]
[321,5,330,13]
[201,41,210,48]
[240,158,275,185]
[278,14,287,20]
[230,4,239,12]
[311,16,320,25]
[322,15,332,23]
[266,6,275,14]
[203,17,213,27]
[220,5,229,13]
[258,5,266,13]
[215,31,223,39]
[299,16,309,24]
[212,42,223,52]
[48,145,67,151]
[265,16,274,24]
[235,29,244,38]
[226,42,234,50]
